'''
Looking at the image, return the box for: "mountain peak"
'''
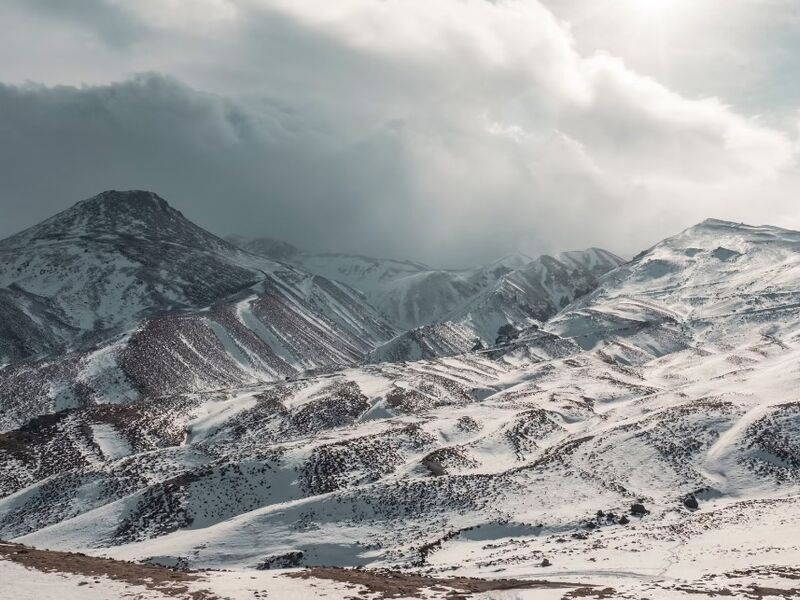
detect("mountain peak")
[676,218,800,245]
[688,218,787,235]
[695,217,745,229]
[0,190,225,250]
[482,252,537,278]
[68,189,185,227]
[76,189,174,214]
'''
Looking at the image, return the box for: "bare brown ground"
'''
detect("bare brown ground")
[10,539,795,600]
[286,566,609,599]
[0,540,220,599]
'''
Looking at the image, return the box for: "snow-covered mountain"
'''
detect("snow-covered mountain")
[0,190,265,351]
[224,238,491,330]
[3,217,800,598]
[368,248,625,361]
[228,236,625,360]
[449,248,625,337]
[546,218,800,361]
[225,235,303,263]
[0,216,800,597]
[0,191,397,429]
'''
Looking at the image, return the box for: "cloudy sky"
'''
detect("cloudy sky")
[1,0,799,266]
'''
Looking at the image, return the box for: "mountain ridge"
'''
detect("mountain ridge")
[227,235,626,359]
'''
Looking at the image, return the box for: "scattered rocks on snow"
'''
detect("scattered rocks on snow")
[257,551,304,570]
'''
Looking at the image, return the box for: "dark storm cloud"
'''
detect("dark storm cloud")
[0,74,505,265]
[0,75,349,253]
[0,73,623,266]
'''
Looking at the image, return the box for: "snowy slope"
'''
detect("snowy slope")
[225,235,303,263]
[305,248,624,337]
[0,190,268,348]
[230,236,625,360]
[368,249,626,361]
[291,251,492,331]
[5,329,800,577]
[547,218,800,358]
[447,250,625,339]
[227,237,625,333]
[2,217,800,597]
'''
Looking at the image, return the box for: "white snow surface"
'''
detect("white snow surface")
[0,559,167,599]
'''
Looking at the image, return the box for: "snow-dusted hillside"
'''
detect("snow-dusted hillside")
[230,236,625,360]
[447,248,625,339]
[3,218,800,597]
[547,218,800,359]
[229,240,495,330]
[0,191,397,429]
[225,235,303,263]
[368,248,625,361]
[0,191,266,350]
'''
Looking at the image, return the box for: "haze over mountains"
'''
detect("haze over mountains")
[0,191,626,431]
[2,191,800,598]
[228,233,625,361]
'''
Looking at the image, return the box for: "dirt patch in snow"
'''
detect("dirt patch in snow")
[0,541,219,599]
[287,566,603,598]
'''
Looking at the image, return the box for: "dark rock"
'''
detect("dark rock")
[257,551,304,570]
[630,503,648,516]
[495,324,521,345]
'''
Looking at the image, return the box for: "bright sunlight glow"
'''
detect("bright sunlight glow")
[628,0,679,17]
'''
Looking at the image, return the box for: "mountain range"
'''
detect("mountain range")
[2,191,799,599]
[228,234,624,361]
[0,191,623,431]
